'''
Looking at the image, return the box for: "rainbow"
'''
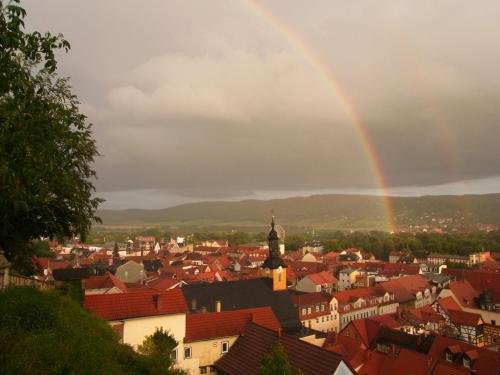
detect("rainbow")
[242,0,397,232]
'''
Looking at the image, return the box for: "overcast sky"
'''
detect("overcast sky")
[24,1,500,209]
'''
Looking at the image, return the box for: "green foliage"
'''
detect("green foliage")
[260,342,302,375]
[0,0,103,271]
[57,279,84,304]
[113,241,120,257]
[137,328,186,375]
[137,328,178,356]
[0,286,178,375]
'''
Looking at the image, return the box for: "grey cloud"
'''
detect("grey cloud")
[23,0,500,207]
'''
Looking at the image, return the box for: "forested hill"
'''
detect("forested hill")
[96,193,500,231]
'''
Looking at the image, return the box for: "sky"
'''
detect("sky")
[23,0,500,209]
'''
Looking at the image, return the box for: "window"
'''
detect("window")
[316,318,319,323]
[302,308,307,316]
[321,304,325,312]
[463,358,471,368]
[184,347,192,359]
[221,341,229,354]
[307,307,312,314]
[200,367,208,374]
[445,351,453,362]
[316,305,320,312]
[170,349,177,361]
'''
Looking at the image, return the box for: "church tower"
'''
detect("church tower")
[262,216,287,291]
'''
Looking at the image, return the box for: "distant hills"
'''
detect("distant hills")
[95,193,500,232]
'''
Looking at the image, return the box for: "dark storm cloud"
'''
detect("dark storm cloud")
[22,0,500,207]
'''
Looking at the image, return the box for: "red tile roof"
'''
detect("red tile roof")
[428,336,500,375]
[184,307,280,342]
[379,275,431,303]
[292,291,330,306]
[146,277,183,291]
[408,305,443,324]
[84,289,188,320]
[307,271,337,285]
[436,296,461,312]
[214,323,352,375]
[449,280,479,308]
[83,272,127,292]
[446,309,482,327]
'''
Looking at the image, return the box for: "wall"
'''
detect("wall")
[187,335,239,373]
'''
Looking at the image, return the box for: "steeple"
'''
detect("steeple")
[262,216,287,291]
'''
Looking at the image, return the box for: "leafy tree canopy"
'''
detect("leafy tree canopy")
[0,0,102,271]
[0,286,184,375]
[138,328,186,375]
[260,342,302,375]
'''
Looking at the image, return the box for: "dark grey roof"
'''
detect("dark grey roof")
[52,267,91,281]
[181,278,301,331]
[143,259,163,272]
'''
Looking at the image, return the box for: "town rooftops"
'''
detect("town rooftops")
[184,307,280,342]
[181,278,301,331]
[214,322,353,375]
[84,289,188,320]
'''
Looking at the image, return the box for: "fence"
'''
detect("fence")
[7,274,56,290]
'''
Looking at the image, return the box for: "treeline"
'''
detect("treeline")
[87,228,500,261]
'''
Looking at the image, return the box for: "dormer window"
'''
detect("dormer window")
[463,357,471,368]
[446,351,453,362]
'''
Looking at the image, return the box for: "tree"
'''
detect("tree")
[0,286,175,374]
[260,342,302,375]
[138,328,186,375]
[0,0,103,271]
[113,241,120,258]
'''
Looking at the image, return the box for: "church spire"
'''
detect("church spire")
[263,215,286,270]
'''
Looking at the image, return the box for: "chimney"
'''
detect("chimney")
[215,300,222,312]
[153,294,162,310]
[191,299,197,311]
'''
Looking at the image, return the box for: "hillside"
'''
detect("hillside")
[96,193,500,231]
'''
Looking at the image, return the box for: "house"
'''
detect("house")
[438,279,500,346]
[331,287,398,330]
[292,292,336,332]
[389,251,406,264]
[84,289,198,374]
[184,307,280,375]
[83,272,127,295]
[295,271,337,294]
[433,296,485,346]
[379,275,435,308]
[427,335,500,375]
[337,268,359,291]
[115,260,146,283]
[214,323,355,375]
[200,239,229,248]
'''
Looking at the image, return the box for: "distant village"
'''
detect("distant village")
[1,218,499,375]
